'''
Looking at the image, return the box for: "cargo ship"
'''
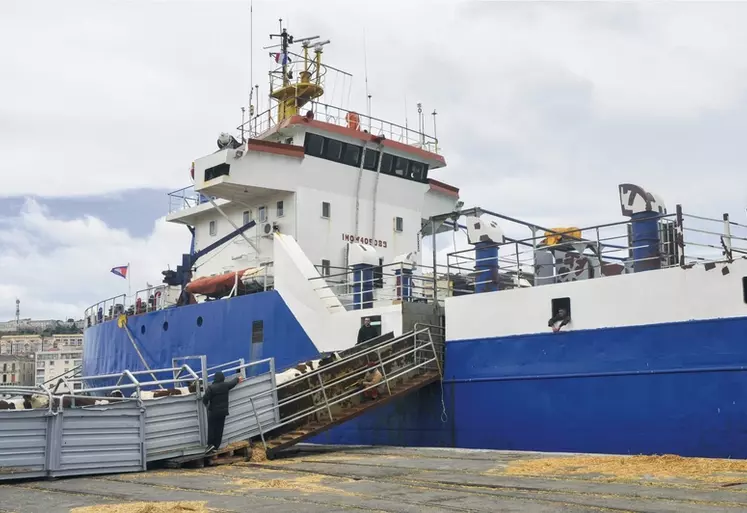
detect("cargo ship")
[83,23,747,458]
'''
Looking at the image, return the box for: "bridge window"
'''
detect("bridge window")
[393,157,409,177]
[743,277,747,303]
[209,221,217,236]
[204,163,230,181]
[303,133,427,182]
[394,217,404,232]
[242,210,252,225]
[410,161,425,181]
[321,202,330,219]
[321,259,331,276]
[276,201,284,217]
[380,153,394,174]
[252,320,264,344]
[342,144,362,167]
[325,139,344,161]
[363,149,379,170]
[258,206,267,223]
[304,133,325,157]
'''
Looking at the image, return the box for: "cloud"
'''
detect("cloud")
[0,199,190,321]
[2,1,747,319]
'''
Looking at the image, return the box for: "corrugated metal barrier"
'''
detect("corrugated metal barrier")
[144,395,205,461]
[0,408,50,480]
[48,403,146,478]
[223,370,280,445]
[0,357,281,482]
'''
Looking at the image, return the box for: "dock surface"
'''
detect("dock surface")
[3,445,747,512]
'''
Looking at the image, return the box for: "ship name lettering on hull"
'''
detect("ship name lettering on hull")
[342,234,388,248]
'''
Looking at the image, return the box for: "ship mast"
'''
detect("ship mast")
[265,20,328,123]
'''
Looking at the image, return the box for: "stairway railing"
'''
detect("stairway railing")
[245,328,443,449]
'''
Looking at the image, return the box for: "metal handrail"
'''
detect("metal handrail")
[258,349,441,434]
[276,327,430,380]
[249,331,440,423]
[206,357,275,381]
[274,336,435,409]
[0,384,55,414]
[60,364,201,397]
[240,99,439,153]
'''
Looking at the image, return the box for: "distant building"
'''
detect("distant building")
[0,333,83,355]
[0,334,44,355]
[35,349,83,392]
[0,318,85,334]
[0,355,35,387]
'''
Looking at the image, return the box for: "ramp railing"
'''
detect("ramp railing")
[244,328,442,449]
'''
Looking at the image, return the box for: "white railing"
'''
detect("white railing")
[168,185,204,214]
[238,99,439,154]
[84,264,275,328]
[444,206,747,295]
[310,262,453,312]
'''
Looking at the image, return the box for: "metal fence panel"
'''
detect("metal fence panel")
[143,395,205,461]
[222,373,279,446]
[48,403,146,477]
[0,410,49,481]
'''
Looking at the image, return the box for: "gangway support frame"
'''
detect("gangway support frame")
[248,327,444,458]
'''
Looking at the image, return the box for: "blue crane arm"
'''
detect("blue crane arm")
[162,220,257,287]
[191,219,256,263]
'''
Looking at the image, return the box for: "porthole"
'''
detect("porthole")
[163,321,169,332]
[197,316,203,327]
[140,325,146,335]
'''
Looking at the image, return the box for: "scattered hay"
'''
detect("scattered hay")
[70,501,209,513]
[229,473,356,495]
[497,454,747,483]
[250,446,267,462]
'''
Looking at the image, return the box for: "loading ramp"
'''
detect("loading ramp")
[250,327,443,458]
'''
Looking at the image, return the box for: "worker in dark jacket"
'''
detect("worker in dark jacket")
[357,317,378,345]
[202,371,242,453]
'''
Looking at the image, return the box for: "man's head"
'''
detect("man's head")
[214,371,225,383]
[558,309,567,317]
[363,317,370,327]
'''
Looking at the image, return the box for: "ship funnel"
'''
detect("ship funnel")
[618,183,667,273]
[466,216,504,293]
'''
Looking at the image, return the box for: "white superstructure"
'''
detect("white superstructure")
[160,25,457,313]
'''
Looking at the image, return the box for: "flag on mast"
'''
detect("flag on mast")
[110,265,129,279]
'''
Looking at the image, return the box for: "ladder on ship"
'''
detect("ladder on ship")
[250,327,444,458]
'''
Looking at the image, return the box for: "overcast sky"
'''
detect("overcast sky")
[1,0,747,320]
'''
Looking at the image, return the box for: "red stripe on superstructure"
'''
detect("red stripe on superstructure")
[246,138,305,159]
[279,115,447,166]
[428,178,459,197]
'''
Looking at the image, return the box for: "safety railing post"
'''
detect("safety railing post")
[249,396,267,451]
[376,350,392,396]
[317,373,334,422]
[427,330,443,377]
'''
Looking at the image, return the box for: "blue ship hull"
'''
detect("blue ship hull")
[84,291,747,458]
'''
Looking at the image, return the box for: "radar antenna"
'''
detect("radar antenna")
[264,19,329,123]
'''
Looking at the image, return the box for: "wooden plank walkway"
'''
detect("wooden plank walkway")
[162,441,251,469]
